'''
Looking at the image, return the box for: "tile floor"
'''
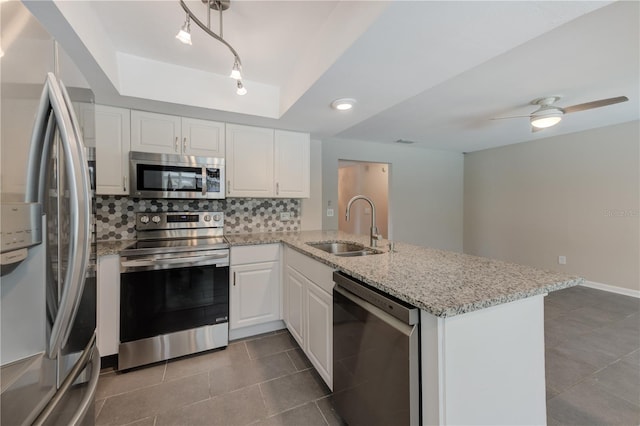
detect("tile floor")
[96,285,639,426]
[95,331,343,426]
[545,286,640,425]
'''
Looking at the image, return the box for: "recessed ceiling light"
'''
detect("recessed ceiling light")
[331,98,356,111]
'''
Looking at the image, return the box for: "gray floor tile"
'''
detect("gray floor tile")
[544,300,567,321]
[96,373,209,425]
[286,348,313,371]
[96,362,166,399]
[544,317,594,342]
[622,348,640,367]
[590,358,640,406]
[545,347,600,392]
[164,343,249,382]
[260,369,330,416]
[547,379,640,425]
[209,351,296,396]
[546,385,560,401]
[316,396,346,426]
[552,333,619,369]
[254,402,327,426]
[584,321,640,360]
[122,417,155,426]
[95,399,106,420]
[246,332,297,359]
[156,384,267,426]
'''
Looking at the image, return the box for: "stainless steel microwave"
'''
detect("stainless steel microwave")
[130,151,225,199]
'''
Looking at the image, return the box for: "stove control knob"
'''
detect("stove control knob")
[151,215,161,224]
[203,214,211,222]
[139,215,150,224]
[213,214,221,222]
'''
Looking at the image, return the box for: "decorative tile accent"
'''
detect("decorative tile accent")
[95,196,300,241]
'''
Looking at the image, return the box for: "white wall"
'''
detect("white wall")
[464,121,639,293]
[322,138,464,252]
[300,139,323,231]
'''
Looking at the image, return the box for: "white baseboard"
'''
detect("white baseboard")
[581,280,640,299]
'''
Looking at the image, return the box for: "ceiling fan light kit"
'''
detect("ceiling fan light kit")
[494,95,629,131]
[177,0,246,95]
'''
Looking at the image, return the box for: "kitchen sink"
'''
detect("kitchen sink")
[306,241,382,257]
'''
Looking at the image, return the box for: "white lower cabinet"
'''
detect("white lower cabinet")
[230,244,283,339]
[283,247,333,389]
[97,254,120,357]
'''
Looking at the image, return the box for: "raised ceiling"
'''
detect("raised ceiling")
[26,0,639,152]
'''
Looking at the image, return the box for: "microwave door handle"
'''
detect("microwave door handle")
[202,167,207,196]
[46,74,91,357]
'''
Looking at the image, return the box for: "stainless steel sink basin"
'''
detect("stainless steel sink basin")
[306,241,382,257]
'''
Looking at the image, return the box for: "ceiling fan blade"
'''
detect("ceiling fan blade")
[562,96,629,114]
[490,115,531,120]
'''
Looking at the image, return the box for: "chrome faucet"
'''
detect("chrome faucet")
[345,195,382,247]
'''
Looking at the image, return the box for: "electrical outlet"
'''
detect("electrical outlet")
[327,208,334,217]
[558,256,567,265]
[279,212,291,221]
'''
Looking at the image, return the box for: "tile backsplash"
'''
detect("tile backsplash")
[95,196,300,241]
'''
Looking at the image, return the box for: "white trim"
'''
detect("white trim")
[581,280,640,299]
[228,320,286,341]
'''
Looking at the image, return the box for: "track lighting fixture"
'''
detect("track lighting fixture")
[175,14,192,45]
[236,80,247,96]
[177,0,246,95]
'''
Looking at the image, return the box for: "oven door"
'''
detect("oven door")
[129,151,225,199]
[120,250,229,344]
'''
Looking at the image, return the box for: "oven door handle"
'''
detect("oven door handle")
[121,253,229,270]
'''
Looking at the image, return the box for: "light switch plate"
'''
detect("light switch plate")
[327,208,334,217]
[279,212,291,221]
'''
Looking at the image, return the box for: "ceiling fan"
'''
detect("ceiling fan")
[493,95,629,132]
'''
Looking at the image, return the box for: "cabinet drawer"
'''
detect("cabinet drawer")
[285,247,334,294]
[231,244,280,265]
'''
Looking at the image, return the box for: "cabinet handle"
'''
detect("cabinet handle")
[227,180,230,195]
[174,137,179,152]
[123,176,127,192]
[276,182,279,196]
[183,137,187,152]
[233,271,236,286]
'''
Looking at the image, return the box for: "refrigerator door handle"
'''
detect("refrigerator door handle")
[57,78,92,350]
[25,73,91,358]
[32,334,100,426]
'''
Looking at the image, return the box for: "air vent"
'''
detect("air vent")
[394,139,415,144]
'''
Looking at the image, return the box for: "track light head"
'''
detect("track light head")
[176,15,192,45]
[236,80,247,96]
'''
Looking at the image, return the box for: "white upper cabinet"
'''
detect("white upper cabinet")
[76,102,95,147]
[226,124,310,198]
[274,130,310,198]
[95,105,131,195]
[226,124,275,197]
[131,110,224,157]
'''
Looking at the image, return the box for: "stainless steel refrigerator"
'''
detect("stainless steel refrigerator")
[1,1,99,424]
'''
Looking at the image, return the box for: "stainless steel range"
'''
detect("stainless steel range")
[118,211,229,370]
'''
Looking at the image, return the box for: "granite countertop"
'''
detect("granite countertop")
[97,230,582,317]
[96,240,136,256]
[228,230,583,317]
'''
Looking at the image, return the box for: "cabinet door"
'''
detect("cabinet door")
[230,261,280,330]
[226,124,274,197]
[131,110,181,154]
[305,281,332,388]
[76,102,96,147]
[181,118,225,157]
[97,255,120,356]
[274,130,310,198]
[284,266,306,348]
[95,105,131,195]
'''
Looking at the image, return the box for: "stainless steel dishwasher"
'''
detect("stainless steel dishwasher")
[332,271,421,426]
